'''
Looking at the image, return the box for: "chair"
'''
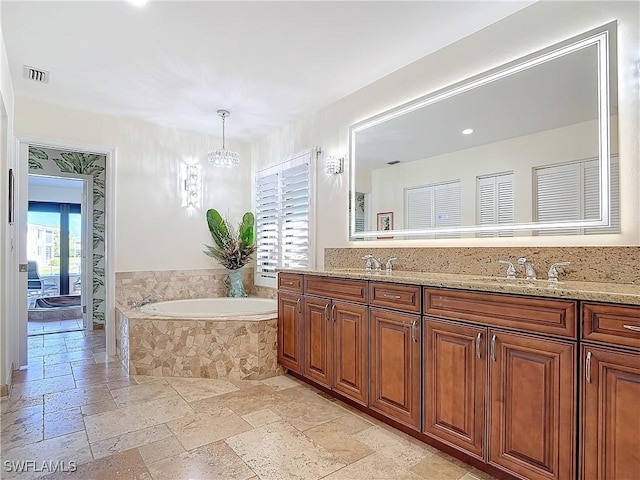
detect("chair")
[27,261,44,297]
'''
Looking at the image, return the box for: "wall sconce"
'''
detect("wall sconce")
[181,163,201,209]
[325,156,344,175]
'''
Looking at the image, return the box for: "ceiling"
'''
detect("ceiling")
[355,43,602,170]
[2,1,535,143]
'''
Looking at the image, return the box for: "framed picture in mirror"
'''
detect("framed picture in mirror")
[377,211,393,239]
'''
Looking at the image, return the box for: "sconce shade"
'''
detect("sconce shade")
[325,156,344,175]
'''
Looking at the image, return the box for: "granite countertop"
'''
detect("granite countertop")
[278,268,640,306]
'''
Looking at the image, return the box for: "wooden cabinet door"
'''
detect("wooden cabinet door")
[424,318,485,459]
[581,345,640,480]
[332,300,368,405]
[277,292,303,374]
[304,296,331,388]
[488,330,576,480]
[369,307,421,429]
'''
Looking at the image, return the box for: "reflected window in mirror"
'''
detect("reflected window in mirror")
[534,156,620,236]
[477,172,514,237]
[405,181,461,239]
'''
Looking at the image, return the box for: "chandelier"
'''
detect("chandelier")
[208,110,240,168]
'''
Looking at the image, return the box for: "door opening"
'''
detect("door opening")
[26,174,92,335]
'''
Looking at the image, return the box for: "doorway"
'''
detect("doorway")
[26,174,92,335]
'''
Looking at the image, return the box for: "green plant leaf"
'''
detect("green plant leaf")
[29,147,49,160]
[239,211,255,247]
[206,209,228,249]
[52,157,75,173]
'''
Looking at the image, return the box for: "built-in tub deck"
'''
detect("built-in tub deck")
[115,297,280,380]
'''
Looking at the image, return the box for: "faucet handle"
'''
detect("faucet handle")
[547,262,570,282]
[385,257,398,272]
[361,255,373,270]
[498,260,516,280]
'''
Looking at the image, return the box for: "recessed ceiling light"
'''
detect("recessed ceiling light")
[462,128,474,135]
[128,0,148,6]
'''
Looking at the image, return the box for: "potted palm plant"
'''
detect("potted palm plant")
[203,209,256,297]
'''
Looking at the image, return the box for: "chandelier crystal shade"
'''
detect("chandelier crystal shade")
[208,110,240,168]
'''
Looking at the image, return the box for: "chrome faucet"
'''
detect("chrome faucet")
[361,254,382,271]
[518,257,537,280]
[130,293,164,309]
[498,260,517,280]
[547,262,570,282]
[385,257,398,274]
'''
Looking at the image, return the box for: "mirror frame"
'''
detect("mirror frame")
[349,23,616,240]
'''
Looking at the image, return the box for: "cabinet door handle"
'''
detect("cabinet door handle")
[490,335,497,362]
[331,304,336,322]
[324,303,330,322]
[476,333,482,359]
[383,293,402,299]
[623,325,640,332]
[586,351,592,383]
[296,298,301,313]
[411,319,418,343]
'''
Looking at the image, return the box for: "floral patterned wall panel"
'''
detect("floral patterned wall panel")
[29,146,107,327]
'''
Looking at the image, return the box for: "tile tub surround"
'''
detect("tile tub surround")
[116,308,282,380]
[115,267,276,307]
[325,246,640,285]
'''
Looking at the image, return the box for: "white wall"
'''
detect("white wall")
[252,1,640,269]
[0,6,17,391]
[14,97,253,272]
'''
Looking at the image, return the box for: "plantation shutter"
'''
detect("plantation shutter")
[535,162,581,235]
[433,182,461,238]
[280,155,311,269]
[255,150,313,286]
[477,173,514,237]
[405,181,460,238]
[406,186,433,230]
[584,155,620,234]
[534,156,619,235]
[255,166,280,281]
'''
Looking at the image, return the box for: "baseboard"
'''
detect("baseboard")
[1,361,13,397]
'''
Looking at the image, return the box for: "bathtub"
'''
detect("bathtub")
[140,297,277,319]
[116,296,281,380]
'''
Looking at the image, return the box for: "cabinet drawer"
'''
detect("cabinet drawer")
[582,303,640,350]
[370,282,421,314]
[424,288,577,338]
[278,273,303,293]
[304,276,367,304]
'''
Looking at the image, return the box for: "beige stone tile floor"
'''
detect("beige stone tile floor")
[1,329,496,480]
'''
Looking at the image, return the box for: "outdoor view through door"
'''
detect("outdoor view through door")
[27,175,85,335]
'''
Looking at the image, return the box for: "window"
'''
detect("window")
[534,156,619,235]
[405,180,460,238]
[255,150,314,287]
[477,172,514,237]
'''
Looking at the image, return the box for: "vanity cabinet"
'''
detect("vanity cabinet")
[580,302,640,480]
[277,273,304,374]
[424,318,485,458]
[424,288,577,480]
[277,272,640,480]
[369,282,422,429]
[303,276,368,405]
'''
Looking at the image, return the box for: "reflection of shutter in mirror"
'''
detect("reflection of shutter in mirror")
[477,172,514,237]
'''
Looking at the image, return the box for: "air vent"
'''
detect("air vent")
[23,65,49,84]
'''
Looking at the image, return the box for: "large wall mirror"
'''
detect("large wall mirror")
[349,23,618,240]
